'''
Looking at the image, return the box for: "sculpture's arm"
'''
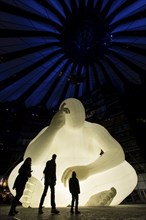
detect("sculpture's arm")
[62,124,125,186]
[87,124,125,175]
[24,103,70,165]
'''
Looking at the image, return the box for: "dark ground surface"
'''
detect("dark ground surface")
[0,205,146,220]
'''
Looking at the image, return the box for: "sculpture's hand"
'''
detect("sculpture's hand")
[50,102,70,129]
[61,165,89,187]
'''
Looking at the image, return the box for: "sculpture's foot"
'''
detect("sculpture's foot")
[21,177,35,207]
[85,187,117,206]
[21,176,43,208]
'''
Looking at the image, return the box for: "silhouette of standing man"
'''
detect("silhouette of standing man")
[38,154,59,214]
[69,171,80,214]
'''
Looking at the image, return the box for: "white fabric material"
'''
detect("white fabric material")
[8,98,137,207]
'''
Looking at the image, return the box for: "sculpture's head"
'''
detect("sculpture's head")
[60,98,85,128]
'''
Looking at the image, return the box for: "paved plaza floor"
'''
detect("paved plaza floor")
[0,205,146,220]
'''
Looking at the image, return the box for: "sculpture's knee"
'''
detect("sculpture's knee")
[85,187,117,206]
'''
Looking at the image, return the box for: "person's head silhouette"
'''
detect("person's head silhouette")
[72,171,76,178]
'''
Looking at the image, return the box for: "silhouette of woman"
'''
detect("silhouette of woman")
[9,157,32,216]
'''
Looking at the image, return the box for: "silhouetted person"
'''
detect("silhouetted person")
[9,157,32,216]
[69,171,80,214]
[38,154,59,214]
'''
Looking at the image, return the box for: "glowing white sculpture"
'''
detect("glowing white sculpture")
[8,98,137,207]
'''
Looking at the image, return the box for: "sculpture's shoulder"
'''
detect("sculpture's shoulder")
[84,121,106,130]
[83,121,111,140]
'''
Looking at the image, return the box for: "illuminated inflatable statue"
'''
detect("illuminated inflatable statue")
[8,98,137,207]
